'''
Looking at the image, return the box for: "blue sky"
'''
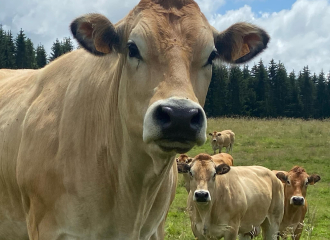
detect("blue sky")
[1,0,330,74]
[219,0,297,14]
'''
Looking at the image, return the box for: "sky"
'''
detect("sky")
[1,0,329,74]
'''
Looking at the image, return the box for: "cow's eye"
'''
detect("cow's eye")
[189,171,193,177]
[127,41,142,60]
[213,173,216,179]
[205,49,218,66]
[286,180,290,185]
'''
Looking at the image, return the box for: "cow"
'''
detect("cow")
[180,154,284,240]
[209,130,235,154]
[0,0,270,239]
[177,153,233,192]
[274,166,321,240]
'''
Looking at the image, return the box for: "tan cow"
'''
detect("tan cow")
[177,153,234,192]
[180,154,284,240]
[0,0,269,239]
[274,166,321,240]
[209,130,235,154]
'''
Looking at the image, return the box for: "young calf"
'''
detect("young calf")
[209,130,235,154]
[181,154,284,240]
[274,166,321,240]
[176,153,234,193]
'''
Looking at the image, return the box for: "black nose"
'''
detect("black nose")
[194,191,209,202]
[154,105,204,141]
[292,197,304,206]
[212,139,217,142]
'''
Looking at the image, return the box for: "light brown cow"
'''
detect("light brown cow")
[180,154,284,240]
[0,0,269,239]
[209,130,235,154]
[177,153,234,192]
[274,166,321,240]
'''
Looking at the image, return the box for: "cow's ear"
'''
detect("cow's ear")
[214,23,269,64]
[71,13,122,55]
[308,174,321,185]
[186,157,193,164]
[276,172,288,183]
[215,164,230,175]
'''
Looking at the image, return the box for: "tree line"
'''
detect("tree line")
[0,26,73,69]
[205,60,330,119]
[1,25,329,119]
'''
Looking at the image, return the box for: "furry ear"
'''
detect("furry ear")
[276,172,288,183]
[308,174,321,185]
[214,22,270,64]
[215,164,230,175]
[71,13,121,55]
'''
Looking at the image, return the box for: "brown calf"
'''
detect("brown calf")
[274,166,321,240]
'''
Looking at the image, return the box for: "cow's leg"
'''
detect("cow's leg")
[292,222,304,240]
[218,145,222,153]
[223,227,238,240]
[260,217,280,240]
[149,220,165,240]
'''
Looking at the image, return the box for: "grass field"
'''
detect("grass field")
[164,118,330,240]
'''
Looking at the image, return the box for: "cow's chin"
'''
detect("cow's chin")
[154,139,195,153]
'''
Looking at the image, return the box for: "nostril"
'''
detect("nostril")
[204,192,209,198]
[190,108,202,128]
[154,106,171,127]
[195,192,199,198]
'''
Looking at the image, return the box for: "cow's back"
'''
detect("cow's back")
[211,166,283,233]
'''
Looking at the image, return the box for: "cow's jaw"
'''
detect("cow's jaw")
[143,97,207,153]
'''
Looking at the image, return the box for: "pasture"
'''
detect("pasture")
[165,118,330,240]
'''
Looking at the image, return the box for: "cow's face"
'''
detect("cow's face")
[181,154,230,203]
[276,167,320,207]
[176,154,193,173]
[209,131,220,142]
[70,0,269,154]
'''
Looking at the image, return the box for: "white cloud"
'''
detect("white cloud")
[1,0,329,74]
[210,0,330,74]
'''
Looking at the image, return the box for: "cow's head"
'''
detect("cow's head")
[276,166,320,207]
[180,153,230,203]
[209,131,221,142]
[70,0,269,154]
[176,154,193,173]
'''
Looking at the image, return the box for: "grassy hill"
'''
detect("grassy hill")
[165,118,330,240]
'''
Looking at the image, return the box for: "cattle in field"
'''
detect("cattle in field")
[177,153,234,192]
[209,130,235,154]
[180,154,284,240]
[0,0,269,239]
[274,166,321,240]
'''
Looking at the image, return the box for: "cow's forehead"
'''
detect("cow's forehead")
[129,2,213,59]
[192,159,215,174]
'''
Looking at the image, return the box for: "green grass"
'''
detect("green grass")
[165,118,330,239]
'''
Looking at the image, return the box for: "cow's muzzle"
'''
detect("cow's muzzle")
[143,98,206,153]
[290,196,305,206]
[194,190,211,203]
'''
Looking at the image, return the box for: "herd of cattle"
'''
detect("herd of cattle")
[0,0,322,239]
[175,130,321,240]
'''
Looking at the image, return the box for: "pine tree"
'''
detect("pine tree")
[0,25,5,68]
[3,31,16,68]
[243,65,257,117]
[274,62,289,117]
[204,64,229,117]
[25,38,36,69]
[299,66,315,118]
[286,71,302,118]
[61,37,74,54]
[36,44,47,68]
[253,60,272,117]
[49,38,62,61]
[15,29,27,68]
[315,71,327,118]
[227,66,243,116]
